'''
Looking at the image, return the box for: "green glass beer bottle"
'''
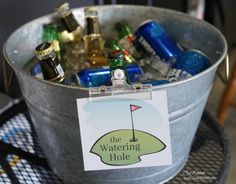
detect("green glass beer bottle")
[84,7,108,67]
[115,21,139,58]
[105,39,135,63]
[35,42,66,83]
[108,50,130,84]
[43,23,64,62]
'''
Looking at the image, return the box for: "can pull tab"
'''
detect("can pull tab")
[89,69,152,101]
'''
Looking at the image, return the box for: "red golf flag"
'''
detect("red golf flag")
[130,104,142,112]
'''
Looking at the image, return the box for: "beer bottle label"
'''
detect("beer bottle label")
[118,37,133,50]
[56,64,65,77]
[51,40,60,52]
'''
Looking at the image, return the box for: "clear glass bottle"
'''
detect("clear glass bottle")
[84,7,107,67]
[55,2,83,42]
[55,2,88,72]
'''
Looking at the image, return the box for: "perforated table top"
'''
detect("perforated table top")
[0,100,230,184]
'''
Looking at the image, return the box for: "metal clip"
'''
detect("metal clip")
[89,69,152,101]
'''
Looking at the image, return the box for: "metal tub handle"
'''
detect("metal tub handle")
[3,58,15,94]
[217,54,230,84]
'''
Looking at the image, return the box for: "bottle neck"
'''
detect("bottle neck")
[116,25,132,39]
[43,24,59,40]
[60,11,80,33]
[84,16,101,36]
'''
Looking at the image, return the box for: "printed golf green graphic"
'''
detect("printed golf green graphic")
[77,91,171,170]
[90,129,166,166]
[90,104,166,166]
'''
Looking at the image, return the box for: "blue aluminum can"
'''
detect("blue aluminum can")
[175,50,210,75]
[31,63,43,79]
[135,20,210,81]
[72,64,142,87]
[135,20,182,62]
[166,50,210,82]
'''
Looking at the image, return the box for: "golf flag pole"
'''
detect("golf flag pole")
[130,104,142,142]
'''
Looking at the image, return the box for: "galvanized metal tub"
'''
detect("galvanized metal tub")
[3,5,227,184]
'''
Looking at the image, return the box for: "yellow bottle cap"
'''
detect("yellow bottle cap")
[35,42,54,59]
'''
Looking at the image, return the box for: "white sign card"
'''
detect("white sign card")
[76,90,172,171]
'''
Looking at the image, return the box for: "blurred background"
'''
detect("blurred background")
[0,0,235,183]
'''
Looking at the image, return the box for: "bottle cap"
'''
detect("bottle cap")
[84,7,98,17]
[108,50,124,61]
[55,2,69,14]
[35,42,54,59]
